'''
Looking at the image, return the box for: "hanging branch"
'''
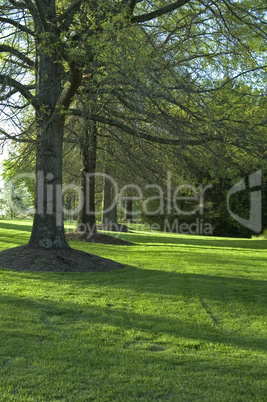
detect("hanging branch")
[132,0,191,23]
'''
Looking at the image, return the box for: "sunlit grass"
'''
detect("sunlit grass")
[0,219,266,400]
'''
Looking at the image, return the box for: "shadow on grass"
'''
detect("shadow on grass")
[33,266,266,307]
[0,289,266,354]
[2,266,266,353]
[0,221,32,232]
[0,221,266,250]
[124,232,267,250]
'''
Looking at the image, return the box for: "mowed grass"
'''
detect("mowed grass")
[0,220,266,401]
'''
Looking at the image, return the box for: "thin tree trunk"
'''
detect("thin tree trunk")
[76,121,97,234]
[102,168,118,227]
[125,199,134,222]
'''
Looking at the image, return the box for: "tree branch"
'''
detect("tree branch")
[0,17,34,36]
[0,84,35,101]
[58,0,83,28]
[124,0,142,13]
[0,88,18,102]
[0,128,35,143]
[0,75,36,106]
[58,66,82,110]
[22,0,40,27]
[33,0,50,30]
[69,109,219,146]
[8,0,26,8]
[7,0,28,10]
[132,0,191,23]
[0,45,34,68]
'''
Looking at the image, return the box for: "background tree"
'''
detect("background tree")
[0,181,33,219]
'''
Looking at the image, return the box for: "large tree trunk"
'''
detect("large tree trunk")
[29,113,69,248]
[28,29,69,249]
[76,120,98,234]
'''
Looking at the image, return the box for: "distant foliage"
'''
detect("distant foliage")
[0,182,34,218]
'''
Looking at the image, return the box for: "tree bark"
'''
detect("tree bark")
[76,120,98,234]
[29,113,69,248]
[28,24,69,248]
[102,169,118,227]
[125,199,134,222]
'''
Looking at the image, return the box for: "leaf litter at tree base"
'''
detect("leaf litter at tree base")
[0,245,125,272]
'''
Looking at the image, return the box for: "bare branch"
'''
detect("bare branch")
[0,45,34,68]
[0,84,35,101]
[70,109,220,146]
[132,0,191,23]
[221,0,267,39]
[0,17,34,36]
[22,0,41,27]
[0,88,18,102]
[8,0,27,8]
[0,75,36,106]
[0,128,35,143]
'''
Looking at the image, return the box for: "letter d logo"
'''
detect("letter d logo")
[227,171,262,233]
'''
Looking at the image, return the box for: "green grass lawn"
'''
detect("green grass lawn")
[0,219,266,401]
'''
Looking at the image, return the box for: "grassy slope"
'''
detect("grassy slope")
[0,220,266,401]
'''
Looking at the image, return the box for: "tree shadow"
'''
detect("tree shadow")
[0,221,32,233]
[1,289,265,401]
[0,290,266,354]
[0,221,266,251]
[7,266,266,353]
[124,232,267,250]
